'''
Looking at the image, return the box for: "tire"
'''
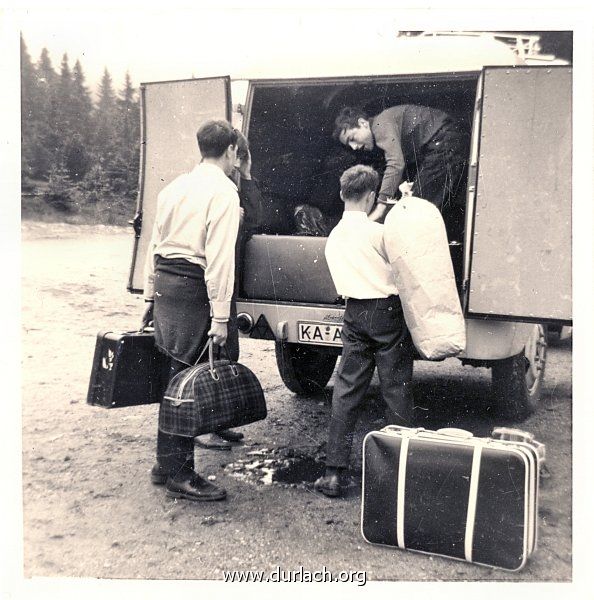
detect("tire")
[275,341,338,396]
[544,324,562,345]
[491,324,547,421]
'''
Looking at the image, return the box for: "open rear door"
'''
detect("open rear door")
[465,66,572,323]
[128,76,231,293]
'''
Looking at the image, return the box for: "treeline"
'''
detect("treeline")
[21,34,140,222]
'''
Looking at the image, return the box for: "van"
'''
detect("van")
[128,34,572,421]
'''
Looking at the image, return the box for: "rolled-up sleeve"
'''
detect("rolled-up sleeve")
[372,112,405,201]
[204,189,240,321]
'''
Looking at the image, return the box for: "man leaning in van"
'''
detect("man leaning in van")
[333,104,468,237]
[141,120,241,502]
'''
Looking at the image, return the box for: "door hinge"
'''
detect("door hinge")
[129,212,142,238]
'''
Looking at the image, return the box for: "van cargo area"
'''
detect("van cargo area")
[240,74,477,302]
[126,50,571,416]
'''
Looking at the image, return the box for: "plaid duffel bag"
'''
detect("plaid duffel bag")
[159,339,267,437]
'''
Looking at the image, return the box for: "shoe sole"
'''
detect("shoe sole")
[165,489,227,502]
[313,484,342,498]
[151,475,167,486]
[194,441,233,451]
[216,433,244,442]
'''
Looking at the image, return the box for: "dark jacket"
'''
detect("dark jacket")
[369,105,451,201]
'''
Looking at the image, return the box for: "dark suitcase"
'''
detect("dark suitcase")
[87,330,167,408]
[361,425,540,571]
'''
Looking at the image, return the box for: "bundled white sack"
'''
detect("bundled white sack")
[383,183,466,360]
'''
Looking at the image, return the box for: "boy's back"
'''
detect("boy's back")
[325,211,398,300]
[315,164,414,499]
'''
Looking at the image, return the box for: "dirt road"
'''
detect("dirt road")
[20,222,572,583]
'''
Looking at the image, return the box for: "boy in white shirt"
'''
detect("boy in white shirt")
[315,165,414,498]
[142,120,240,502]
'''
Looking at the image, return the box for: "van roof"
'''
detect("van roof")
[229,35,522,81]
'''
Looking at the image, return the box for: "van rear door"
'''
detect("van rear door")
[128,76,232,293]
[465,66,571,323]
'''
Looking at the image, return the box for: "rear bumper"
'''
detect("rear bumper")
[236,300,532,360]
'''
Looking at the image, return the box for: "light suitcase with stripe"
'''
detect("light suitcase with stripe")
[361,425,540,571]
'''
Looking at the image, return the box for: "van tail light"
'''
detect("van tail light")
[237,313,254,334]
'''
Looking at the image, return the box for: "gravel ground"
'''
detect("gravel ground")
[11,221,588,598]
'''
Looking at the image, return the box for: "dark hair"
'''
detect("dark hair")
[196,120,238,158]
[340,165,379,200]
[235,130,249,162]
[332,107,368,140]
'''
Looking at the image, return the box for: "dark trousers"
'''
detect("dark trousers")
[326,296,414,468]
[153,257,239,478]
[412,125,468,241]
[154,330,240,478]
[156,356,195,477]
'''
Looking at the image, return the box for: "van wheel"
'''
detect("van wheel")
[490,324,547,421]
[275,341,338,396]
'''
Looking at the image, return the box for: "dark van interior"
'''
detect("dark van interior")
[246,75,477,233]
[241,74,479,302]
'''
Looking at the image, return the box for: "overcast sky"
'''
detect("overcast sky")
[16,6,406,90]
[9,2,588,91]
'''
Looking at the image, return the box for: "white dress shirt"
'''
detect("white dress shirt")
[324,211,399,299]
[143,162,240,321]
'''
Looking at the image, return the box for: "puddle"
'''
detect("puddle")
[224,448,325,487]
[273,455,325,484]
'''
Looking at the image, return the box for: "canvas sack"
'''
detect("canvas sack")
[383,189,466,359]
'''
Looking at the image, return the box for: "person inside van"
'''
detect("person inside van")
[234,130,263,241]
[333,104,468,238]
[314,164,414,498]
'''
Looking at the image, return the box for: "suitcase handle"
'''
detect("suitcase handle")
[382,425,475,442]
[436,428,474,439]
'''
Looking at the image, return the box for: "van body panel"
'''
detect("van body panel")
[242,235,340,304]
[127,44,571,370]
[128,76,231,293]
[466,66,572,323]
[225,36,520,80]
[462,319,531,359]
[236,301,344,346]
[235,301,529,360]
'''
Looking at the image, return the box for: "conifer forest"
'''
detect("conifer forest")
[20,34,140,224]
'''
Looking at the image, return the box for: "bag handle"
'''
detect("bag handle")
[194,338,239,379]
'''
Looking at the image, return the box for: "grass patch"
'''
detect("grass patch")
[22,191,136,227]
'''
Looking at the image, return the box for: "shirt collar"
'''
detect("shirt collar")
[193,162,238,191]
[342,211,370,220]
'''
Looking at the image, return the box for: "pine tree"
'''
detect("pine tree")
[44,160,76,212]
[114,71,140,196]
[34,47,59,179]
[93,68,119,181]
[71,60,93,133]
[20,34,39,183]
[64,59,93,181]
[80,163,111,204]
[56,53,73,135]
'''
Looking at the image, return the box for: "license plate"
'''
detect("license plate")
[297,321,343,346]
